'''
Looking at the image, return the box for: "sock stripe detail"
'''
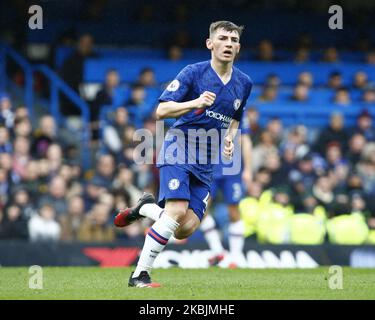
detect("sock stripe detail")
[228,233,244,237]
[148,228,168,245]
[150,228,169,242]
[202,227,216,233]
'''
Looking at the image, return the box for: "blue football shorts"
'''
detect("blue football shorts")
[210,173,243,205]
[158,165,210,221]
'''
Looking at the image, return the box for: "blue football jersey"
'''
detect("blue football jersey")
[157,60,252,185]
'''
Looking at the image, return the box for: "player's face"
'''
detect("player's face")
[207,28,241,63]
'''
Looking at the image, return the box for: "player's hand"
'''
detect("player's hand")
[195,91,216,109]
[223,136,234,160]
[242,168,253,188]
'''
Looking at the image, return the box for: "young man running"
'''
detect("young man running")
[115,20,253,287]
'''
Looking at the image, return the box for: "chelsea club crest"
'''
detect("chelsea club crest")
[233,99,241,110]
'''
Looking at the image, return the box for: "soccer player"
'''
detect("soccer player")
[200,121,252,268]
[115,20,253,287]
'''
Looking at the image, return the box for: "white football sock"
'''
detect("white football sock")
[139,203,164,221]
[228,220,245,262]
[133,214,179,278]
[200,214,224,255]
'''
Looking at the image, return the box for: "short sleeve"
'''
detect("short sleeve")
[159,65,194,103]
[233,80,252,121]
[239,110,251,135]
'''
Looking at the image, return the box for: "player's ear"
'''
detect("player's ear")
[236,43,241,54]
[206,38,213,50]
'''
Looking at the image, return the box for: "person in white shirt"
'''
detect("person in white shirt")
[28,204,61,242]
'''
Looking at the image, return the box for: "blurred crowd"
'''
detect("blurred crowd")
[1,32,375,244]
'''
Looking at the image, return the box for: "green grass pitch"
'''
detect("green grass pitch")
[0,267,374,300]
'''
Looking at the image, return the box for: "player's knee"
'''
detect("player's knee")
[174,223,199,240]
[174,214,200,239]
[165,200,189,222]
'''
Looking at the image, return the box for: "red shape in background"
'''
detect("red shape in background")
[83,247,140,267]
[194,108,205,115]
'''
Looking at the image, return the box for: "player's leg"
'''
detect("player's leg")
[199,179,226,264]
[129,165,190,287]
[224,179,246,267]
[174,208,201,239]
[200,200,225,254]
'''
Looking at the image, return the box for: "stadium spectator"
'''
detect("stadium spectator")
[322,47,339,63]
[325,142,344,170]
[31,115,60,158]
[244,107,262,145]
[60,196,86,241]
[290,82,310,102]
[0,204,29,240]
[289,153,317,197]
[92,154,116,190]
[77,203,115,242]
[59,33,97,115]
[281,125,310,159]
[365,50,375,64]
[350,192,370,217]
[29,204,61,242]
[112,166,142,206]
[167,45,183,61]
[0,93,14,129]
[58,163,83,198]
[0,167,10,206]
[362,88,375,104]
[252,131,278,172]
[354,110,375,142]
[294,47,310,63]
[135,67,157,87]
[253,167,272,189]
[298,194,322,216]
[265,118,283,146]
[352,71,369,90]
[327,71,343,90]
[14,106,29,119]
[84,177,107,210]
[13,117,32,138]
[12,136,31,182]
[333,87,351,105]
[265,74,281,87]
[357,159,375,204]
[314,112,348,154]
[103,107,129,154]
[124,84,151,128]
[18,161,41,200]
[255,39,275,61]
[332,162,350,193]
[0,125,12,153]
[264,153,290,188]
[312,175,336,214]
[257,85,278,102]
[59,33,96,93]
[92,69,121,123]
[11,187,36,220]
[45,143,64,175]
[346,133,366,167]
[38,176,68,216]
[297,72,314,88]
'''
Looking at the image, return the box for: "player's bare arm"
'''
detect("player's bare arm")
[155,91,216,119]
[241,134,253,187]
[223,119,240,159]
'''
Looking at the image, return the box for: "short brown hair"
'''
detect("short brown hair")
[209,21,244,38]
